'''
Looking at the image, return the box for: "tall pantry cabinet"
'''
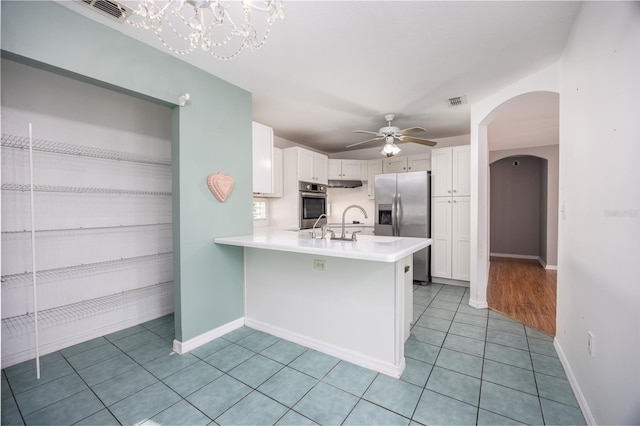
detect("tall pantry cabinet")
[431,146,471,282]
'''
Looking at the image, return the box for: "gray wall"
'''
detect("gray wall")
[490,144,559,266]
[490,156,544,257]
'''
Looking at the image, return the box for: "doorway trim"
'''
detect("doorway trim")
[469,63,560,308]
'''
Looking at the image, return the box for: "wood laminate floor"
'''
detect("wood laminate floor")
[487,257,557,336]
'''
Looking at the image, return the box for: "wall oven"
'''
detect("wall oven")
[299,181,327,229]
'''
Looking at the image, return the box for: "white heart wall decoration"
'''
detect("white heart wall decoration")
[207,172,234,202]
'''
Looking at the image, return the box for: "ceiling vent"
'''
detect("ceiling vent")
[447,95,467,107]
[79,0,131,22]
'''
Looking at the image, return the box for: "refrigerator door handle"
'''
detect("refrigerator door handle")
[396,193,402,236]
[391,192,397,236]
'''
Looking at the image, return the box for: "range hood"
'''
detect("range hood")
[327,179,363,188]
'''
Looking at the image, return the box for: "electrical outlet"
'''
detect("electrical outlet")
[587,331,595,357]
[314,259,327,271]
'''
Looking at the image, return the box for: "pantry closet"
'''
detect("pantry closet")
[1,59,174,366]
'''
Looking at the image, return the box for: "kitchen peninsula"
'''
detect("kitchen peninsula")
[215,229,431,377]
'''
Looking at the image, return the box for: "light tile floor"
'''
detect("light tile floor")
[1,284,586,425]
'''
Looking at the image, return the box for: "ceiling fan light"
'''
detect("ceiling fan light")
[380,143,401,157]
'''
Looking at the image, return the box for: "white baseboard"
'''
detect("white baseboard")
[490,252,539,260]
[430,277,470,287]
[537,257,558,270]
[553,338,596,425]
[469,299,489,309]
[245,318,405,378]
[173,317,244,355]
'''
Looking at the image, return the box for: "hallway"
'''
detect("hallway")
[487,257,557,336]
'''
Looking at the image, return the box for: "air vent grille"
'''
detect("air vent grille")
[448,95,467,107]
[79,0,131,22]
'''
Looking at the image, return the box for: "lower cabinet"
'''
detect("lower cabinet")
[431,196,470,281]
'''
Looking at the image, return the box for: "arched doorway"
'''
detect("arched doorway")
[488,154,557,335]
[471,87,560,335]
[468,65,559,310]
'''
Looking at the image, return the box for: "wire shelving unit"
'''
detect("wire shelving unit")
[1,252,173,287]
[1,133,171,166]
[1,183,171,197]
[1,281,173,338]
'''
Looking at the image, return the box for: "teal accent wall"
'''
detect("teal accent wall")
[1,1,252,341]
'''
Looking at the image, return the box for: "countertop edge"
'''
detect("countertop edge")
[214,234,431,263]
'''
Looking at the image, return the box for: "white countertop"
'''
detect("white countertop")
[215,228,431,262]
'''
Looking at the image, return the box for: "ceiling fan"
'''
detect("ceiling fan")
[347,114,438,157]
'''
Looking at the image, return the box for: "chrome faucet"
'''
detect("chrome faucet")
[340,205,368,240]
[310,214,327,239]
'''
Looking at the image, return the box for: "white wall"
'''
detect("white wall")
[556,2,640,424]
[1,59,174,365]
[327,186,374,226]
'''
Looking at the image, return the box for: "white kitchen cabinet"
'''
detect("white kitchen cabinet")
[367,159,383,199]
[254,147,283,198]
[431,146,470,197]
[360,160,368,181]
[431,197,452,278]
[382,153,431,174]
[252,121,274,194]
[431,145,470,282]
[295,147,327,184]
[451,197,470,280]
[407,154,431,172]
[431,196,470,281]
[382,156,408,173]
[328,159,361,180]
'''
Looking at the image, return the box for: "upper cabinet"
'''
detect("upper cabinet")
[285,147,328,184]
[382,153,431,174]
[252,121,274,194]
[431,146,470,197]
[407,154,431,172]
[366,159,383,199]
[382,156,407,173]
[254,147,283,198]
[328,159,362,180]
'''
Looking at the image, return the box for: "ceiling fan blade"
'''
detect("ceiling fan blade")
[398,135,438,147]
[352,130,383,136]
[346,136,384,148]
[396,127,427,135]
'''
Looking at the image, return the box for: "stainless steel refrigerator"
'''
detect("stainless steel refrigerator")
[375,171,431,283]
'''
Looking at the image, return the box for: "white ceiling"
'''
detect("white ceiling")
[488,91,560,151]
[61,1,579,156]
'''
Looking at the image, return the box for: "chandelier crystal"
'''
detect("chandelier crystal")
[120,0,284,60]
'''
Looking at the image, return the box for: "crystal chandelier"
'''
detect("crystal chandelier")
[120,0,284,60]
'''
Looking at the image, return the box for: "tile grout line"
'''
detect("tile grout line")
[408,283,460,423]
[2,369,28,426]
[527,324,547,425]
[476,289,489,426]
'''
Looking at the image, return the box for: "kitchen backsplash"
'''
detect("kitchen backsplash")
[326,186,374,226]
